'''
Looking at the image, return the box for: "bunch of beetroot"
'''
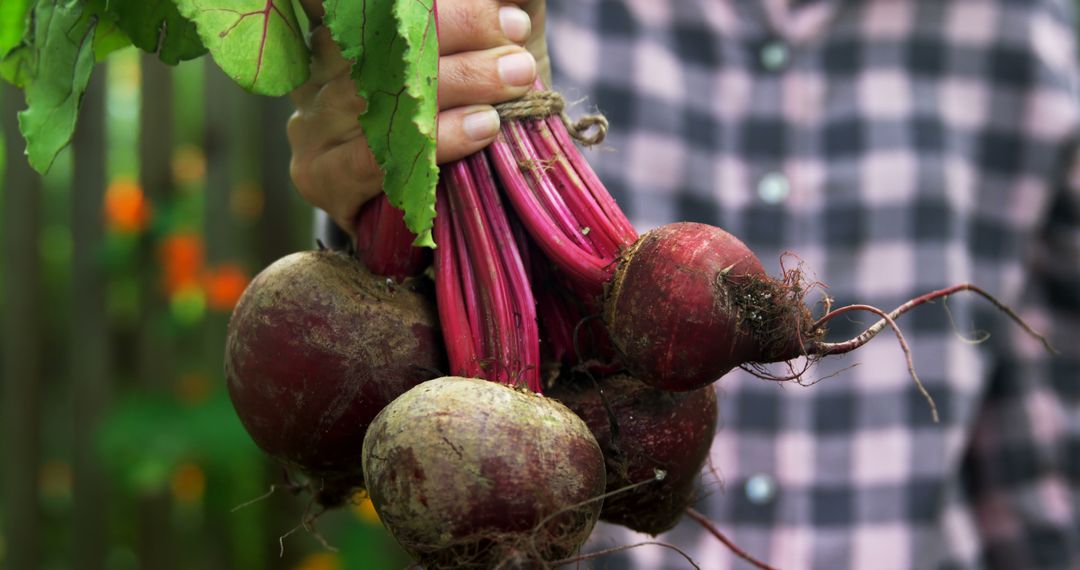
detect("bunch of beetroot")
[223,86,1052,569]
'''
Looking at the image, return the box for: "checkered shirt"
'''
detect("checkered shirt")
[542,0,1080,569]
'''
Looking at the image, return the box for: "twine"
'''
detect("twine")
[495,91,609,146]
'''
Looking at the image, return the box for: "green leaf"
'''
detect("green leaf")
[174,0,308,96]
[103,0,206,65]
[1,44,32,87]
[325,0,439,247]
[17,0,99,173]
[0,0,31,57]
[90,12,133,61]
[0,0,33,86]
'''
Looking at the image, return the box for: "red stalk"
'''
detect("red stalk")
[435,158,542,392]
[449,200,484,349]
[525,119,625,258]
[468,153,541,391]
[486,88,639,294]
[490,129,611,292]
[434,188,483,378]
[353,194,430,281]
[505,122,597,255]
[447,162,514,382]
[544,113,637,242]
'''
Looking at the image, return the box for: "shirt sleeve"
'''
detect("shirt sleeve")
[963,140,1080,569]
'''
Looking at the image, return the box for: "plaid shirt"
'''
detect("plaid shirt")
[316,0,1079,567]
[542,0,1080,569]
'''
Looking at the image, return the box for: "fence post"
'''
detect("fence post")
[2,82,44,570]
[71,69,110,570]
[136,53,175,570]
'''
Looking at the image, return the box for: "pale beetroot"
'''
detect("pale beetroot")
[225,250,445,505]
[549,374,717,535]
[363,377,605,569]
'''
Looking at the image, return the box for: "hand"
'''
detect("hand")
[288,0,550,235]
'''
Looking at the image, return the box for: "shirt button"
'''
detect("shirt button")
[757,172,790,204]
[745,474,778,505]
[760,40,790,72]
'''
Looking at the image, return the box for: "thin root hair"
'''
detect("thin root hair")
[940,296,992,345]
[813,304,939,423]
[685,508,778,570]
[550,541,702,569]
[278,490,336,557]
[810,283,1054,354]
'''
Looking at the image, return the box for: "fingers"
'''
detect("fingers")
[302,0,537,93]
[287,0,544,232]
[438,46,536,109]
[438,1,532,54]
[308,27,350,86]
[298,40,537,121]
[305,1,533,57]
[289,104,501,233]
[436,106,502,164]
[289,123,383,235]
[290,75,365,150]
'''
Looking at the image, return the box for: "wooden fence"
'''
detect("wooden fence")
[1,53,402,570]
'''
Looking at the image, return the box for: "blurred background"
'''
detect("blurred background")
[0,52,409,569]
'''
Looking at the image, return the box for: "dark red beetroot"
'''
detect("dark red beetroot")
[487,97,1051,401]
[363,377,606,569]
[604,222,815,392]
[225,250,445,506]
[549,374,718,535]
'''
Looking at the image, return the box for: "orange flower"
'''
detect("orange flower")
[204,264,250,312]
[158,233,204,295]
[170,463,206,504]
[104,178,152,234]
[39,460,73,500]
[294,552,341,570]
[175,373,211,405]
[351,490,382,525]
[230,181,264,221]
[171,145,206,185]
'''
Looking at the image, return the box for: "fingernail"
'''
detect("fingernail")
[463,107,500,141]
[498,51,536,87]
[499,6,532,43]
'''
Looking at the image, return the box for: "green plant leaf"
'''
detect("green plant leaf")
[325,0,439,247]
[1,44,32,87]
[104,0,206,65]
[0,0,33,86]
[0,0,31,57]
[174,0,308,96]
[17,0,99,173]
[90,10,133,61]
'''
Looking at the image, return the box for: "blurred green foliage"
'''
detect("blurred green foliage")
[1,47,410,570]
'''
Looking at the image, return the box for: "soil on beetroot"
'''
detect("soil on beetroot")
[603,223,824,392]
[363,377,606,569]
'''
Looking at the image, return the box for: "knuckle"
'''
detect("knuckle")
[312,76,365,115]
[435,118,469,164]
[440,55,502,101]
[345,140,377,180]
[289,155,317,205]
[439,0,503,52]
[443,3,482,36]
[286,111,305,143]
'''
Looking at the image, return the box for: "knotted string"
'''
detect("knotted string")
[495,91,608,146]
